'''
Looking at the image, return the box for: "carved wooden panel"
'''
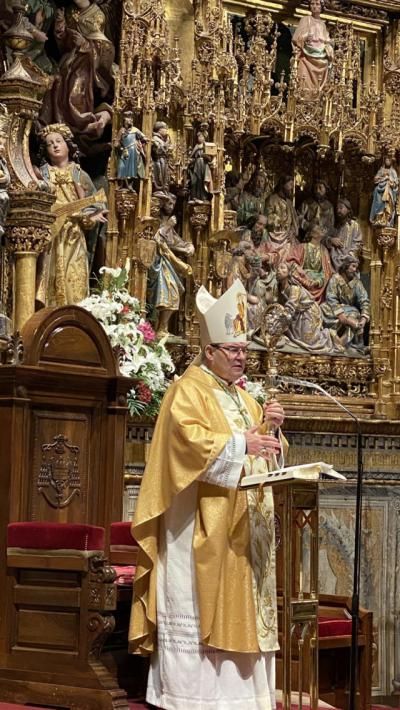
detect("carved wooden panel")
[15,610,79,651]
[29,410,97,523]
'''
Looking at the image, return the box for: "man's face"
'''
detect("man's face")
[345,261,358,279]
[253,215,267,235]
[310,226,323,242]
[253,175,265,197]
[282,179,294,198]
[314,182,326,200]
[337,201,349,219]
[205,342,248,383]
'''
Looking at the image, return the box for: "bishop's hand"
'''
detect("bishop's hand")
[244,426,281,459]
[263,399,285,429]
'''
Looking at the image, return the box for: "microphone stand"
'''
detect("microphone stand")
[274,375,363,710]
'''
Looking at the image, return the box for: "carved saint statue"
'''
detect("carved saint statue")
[40,0,115,143]
[264,175,299,265]
[292,0,333,96]
[151,121,172,195]
[0,114,10,241]
[188,131,214,203]
[275,261,343,355]
[326,198,363,272]
[297,179,335,238]
[116,112,148,187]
[35,124,108,306]
[147,196,194,338]
[369,156,399,228]
[20,0,56,74]
[246,256,278,335]
[236,170,269,226]
[289,224,333,303]
[321,255,370,352]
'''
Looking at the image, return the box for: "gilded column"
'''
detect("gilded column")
[6,190,55,331]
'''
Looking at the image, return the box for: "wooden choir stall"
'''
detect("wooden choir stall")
[0,305,134,709]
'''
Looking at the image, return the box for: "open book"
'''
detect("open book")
[240,461,346,488]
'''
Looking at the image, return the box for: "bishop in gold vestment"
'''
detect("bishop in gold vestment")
[129,280,286,709]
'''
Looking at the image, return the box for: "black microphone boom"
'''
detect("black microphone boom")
[274,374,363,710]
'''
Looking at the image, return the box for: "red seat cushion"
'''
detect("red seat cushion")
[318,617,352,637]
[110,521,137,547]
[113,564,136,585]
[7,522,105,551]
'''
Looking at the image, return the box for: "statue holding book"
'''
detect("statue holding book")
[35,124,107,306]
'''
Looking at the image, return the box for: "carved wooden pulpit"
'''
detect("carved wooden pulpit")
[0,305,132,658]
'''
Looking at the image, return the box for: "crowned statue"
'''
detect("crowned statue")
[35,123,108,307]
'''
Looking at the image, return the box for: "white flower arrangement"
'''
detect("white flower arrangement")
[235,374,268,405]
[79,264,174,418]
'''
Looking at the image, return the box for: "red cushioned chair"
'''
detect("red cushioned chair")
[110,521,138,586]
[4,522,129,710]
[317,594,373,710]
[276,594,373,710]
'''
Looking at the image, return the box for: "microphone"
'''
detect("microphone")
[272,374,358,424]
[273,374,362,710]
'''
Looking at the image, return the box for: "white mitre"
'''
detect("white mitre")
[195,279,248,347]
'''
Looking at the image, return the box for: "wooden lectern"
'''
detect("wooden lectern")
[242,464,373,710]
[274,477,321,710]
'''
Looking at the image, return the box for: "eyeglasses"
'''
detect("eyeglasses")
[211,344,249,357]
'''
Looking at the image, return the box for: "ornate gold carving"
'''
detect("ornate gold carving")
[115,188,138,219]
[6,225,51,254]
[38,435,81,509]
[395,266,400,296]
[375,226,397,253]
[223,210,237,231]
[380,279,393,310]
[374,358,391,378]
[115,0,182,114]
[189,201,211,230]
[136,236,157,269]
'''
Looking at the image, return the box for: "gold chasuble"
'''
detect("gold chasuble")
[129,364,284,656]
